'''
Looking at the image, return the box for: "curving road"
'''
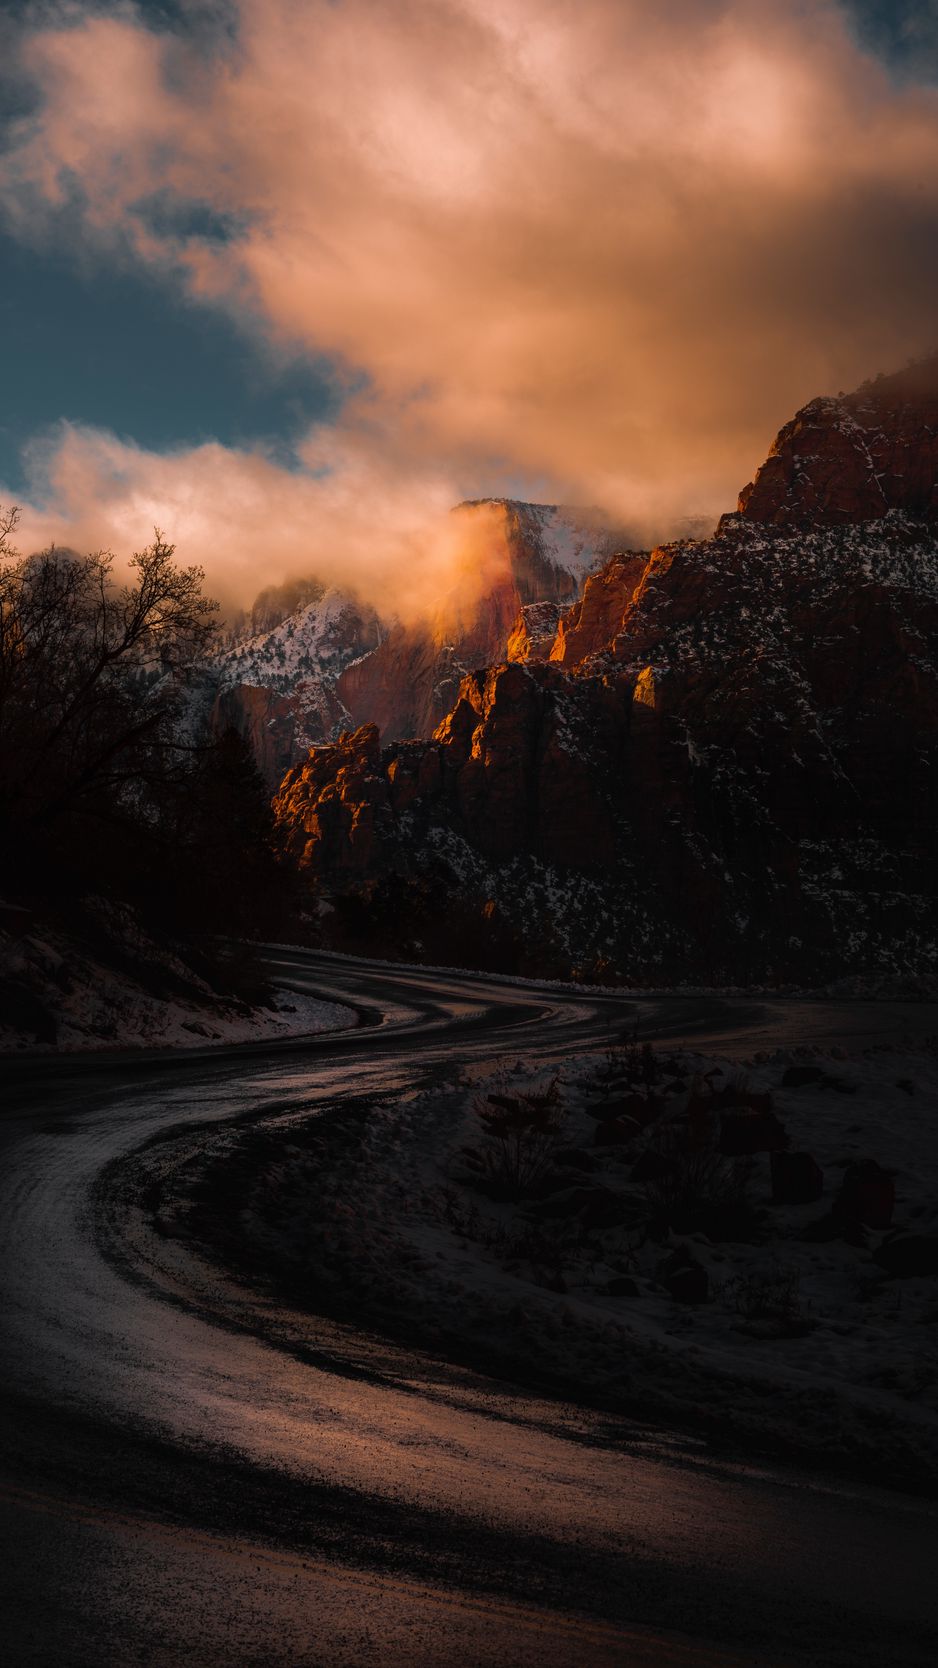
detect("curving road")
[2,949,937,1666]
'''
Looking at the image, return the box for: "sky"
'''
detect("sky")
[1,0,937,614]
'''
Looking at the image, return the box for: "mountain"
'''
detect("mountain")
[335,500,626,741]
[202,589,383,787]
[736,356,938,529]
[202,499,624,783]
[272,360,938,986]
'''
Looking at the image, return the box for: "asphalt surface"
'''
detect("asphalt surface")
[2,949,937,1666]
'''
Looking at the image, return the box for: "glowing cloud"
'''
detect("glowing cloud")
[3,0,938,607]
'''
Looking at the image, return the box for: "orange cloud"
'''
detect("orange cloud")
[3,0,938,607]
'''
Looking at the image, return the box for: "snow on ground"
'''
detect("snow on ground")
[237,1040,938,1487]
[0,921,355,1052]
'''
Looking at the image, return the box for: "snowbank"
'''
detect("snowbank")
[0,917,355,1052]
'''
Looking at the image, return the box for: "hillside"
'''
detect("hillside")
[271,364,938,985]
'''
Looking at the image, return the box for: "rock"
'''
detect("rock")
[527,1186,597,1220]
[630,1149,675,1183]
[685,1100,717,1150]
[528,1170,589,1199]
[799,1213,845,1243]
[841,1220,869,1250]
[671,1200,763,1245]
[337,500,619,740]
[874,1236,938,1278]
[552,1147,596,1172]
[205,589,383,785]
[271,357,938,989]
[716,1087,774,1115]
[781,1066,824,1087]
[836,1160,895,1229]
[662,1248,709,1304]
[771,1150,824,1206]
[507,602,565,663]
[719,1110,789,1156]
[593,1119,637,1148]
[737,357,938,528]
[541,1272,568,1294]
[527,1185,630,1227]
[579,1189,635,1230]
[587,1092,661,1125]
[549,550,649,665]
[606,1275,640,1296]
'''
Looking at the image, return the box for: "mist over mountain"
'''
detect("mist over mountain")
[199,500,627,783]
[269,359,938,987]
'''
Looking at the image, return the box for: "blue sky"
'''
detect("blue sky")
[0,0,324,494]
[0,229,339,495]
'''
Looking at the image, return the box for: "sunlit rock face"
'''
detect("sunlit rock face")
[549,551,648,665]
[335,500,621,741]
[273,366,938,984]
[274,723,392,877]
[202,499,620,782]
[736,355,938,529]
[506,602,566,662]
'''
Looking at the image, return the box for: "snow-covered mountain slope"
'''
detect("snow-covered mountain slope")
[185,589,383,786]
[212,588,383,697]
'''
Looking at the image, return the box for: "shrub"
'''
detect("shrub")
[728,1264,811,1336]
[460,1077,568,1200]
[641,1134,756,1240]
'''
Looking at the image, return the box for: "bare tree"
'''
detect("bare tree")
[0,513,218,834]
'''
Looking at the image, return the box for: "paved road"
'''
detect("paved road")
[2,951,937,1666]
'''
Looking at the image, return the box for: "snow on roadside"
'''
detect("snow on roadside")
[0,922,355,1053]
[238,1041,938,1486]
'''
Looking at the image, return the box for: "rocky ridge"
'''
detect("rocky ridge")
[273,361,938,984]
[200,500,621,783]
[334,500,626,741]
[737,357,938,529]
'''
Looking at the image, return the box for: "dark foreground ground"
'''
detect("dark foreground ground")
[2,950,937,1666]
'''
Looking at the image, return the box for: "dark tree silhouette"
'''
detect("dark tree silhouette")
[0,511,217,840]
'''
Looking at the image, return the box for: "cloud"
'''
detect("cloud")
[11,420,517,622]
[3,0,938,608]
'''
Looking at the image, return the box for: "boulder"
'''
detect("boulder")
[552,1147,596,1172]
[593,1119,638,1148]
[719,1110,788,1156]
[771,1150,824,1206]
[662,1248,709,1304]
[874,1236,938,1278]
[527,1185,630,1228]
[781,1065,824,1088]
[836,1160,895,1230]
[800,1213,844,1243]
[630,1149,675,1183]
[587,1092,661,1126]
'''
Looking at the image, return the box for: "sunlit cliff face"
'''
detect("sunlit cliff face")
[3,0,938,617]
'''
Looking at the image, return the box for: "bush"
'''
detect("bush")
[460,1077,568,1200]
[728,1264,811,1336]
[641,1135,756,1240]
